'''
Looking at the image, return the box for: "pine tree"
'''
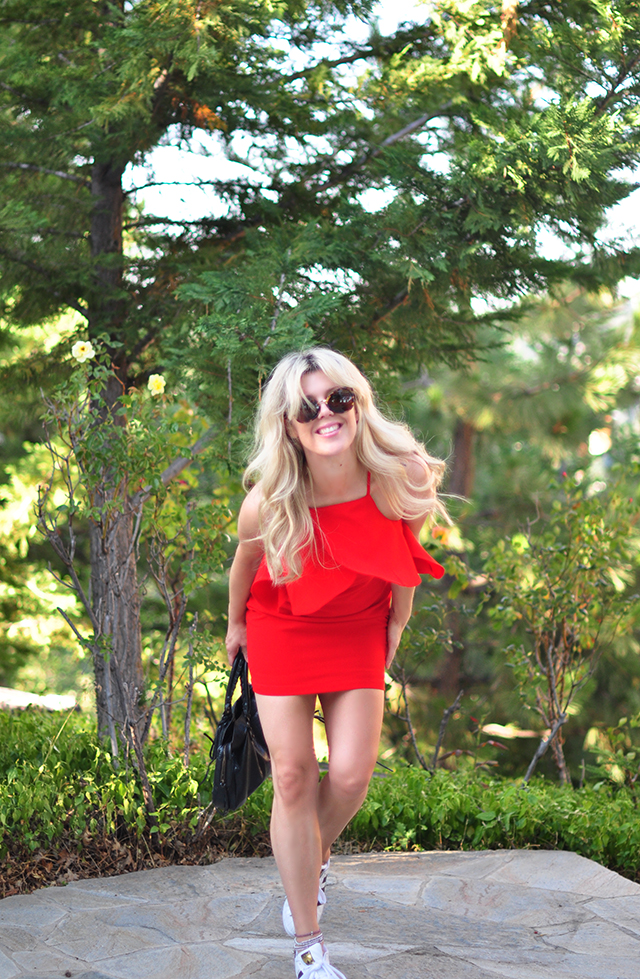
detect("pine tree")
[1,0,640,736]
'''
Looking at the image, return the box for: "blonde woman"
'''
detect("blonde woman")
[225,348,446,979]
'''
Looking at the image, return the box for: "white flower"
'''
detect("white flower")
[71,340,95,363]
[148,374,166,396]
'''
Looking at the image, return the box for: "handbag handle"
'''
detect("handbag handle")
[223,649,252,717]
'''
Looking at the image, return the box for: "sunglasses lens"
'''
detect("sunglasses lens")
[328,389,356,413]
[296,400,320,423]
[295,388,356,423]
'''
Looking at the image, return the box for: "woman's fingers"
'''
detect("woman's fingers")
[225,624,247,665]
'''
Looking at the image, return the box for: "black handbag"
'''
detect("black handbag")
[210,650,271,812]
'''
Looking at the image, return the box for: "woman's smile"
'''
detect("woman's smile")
[315,421,341,437]
[290,370,358,455]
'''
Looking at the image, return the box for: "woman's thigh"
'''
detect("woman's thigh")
[255,692,318,770]
[319,688,384,788]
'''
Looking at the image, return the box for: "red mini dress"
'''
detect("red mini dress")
[245,479,445,696]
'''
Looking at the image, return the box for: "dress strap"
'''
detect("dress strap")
[366,471,371,495]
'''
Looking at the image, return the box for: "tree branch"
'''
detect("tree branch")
[128,720,160,843]
[123,217,219,230]
[315,104,453,192]
[371,288,410,327]
[545,641,564,721]
[431,689,464,770]
[57,606,91,648]
[391,663,429,769]
[130,426,218,510]
[129,328,158,360]
[594,51,640,117]
[0,247,89,319]
[0,162,89,186]
[508,368,586,398]
[125,178,228,195]
[522,713,567,784]
[183,613,198,768]
[267,270,287,335]
[159,427,216,486]
[284,45,376,81]
[282,23,438,82]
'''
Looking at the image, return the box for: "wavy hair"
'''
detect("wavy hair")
[244,348,448,583]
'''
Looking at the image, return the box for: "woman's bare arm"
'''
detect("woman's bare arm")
[387,456,439,668]
[386,583,415,669]
[225,484,264,664]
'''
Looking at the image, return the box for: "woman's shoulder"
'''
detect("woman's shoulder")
[403,452,432,488]
[369,452,435,519]
[244,481,263,504]
[237,482,263,540]
[371,451,431,488]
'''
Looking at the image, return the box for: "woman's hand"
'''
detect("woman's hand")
[225,620,247,666]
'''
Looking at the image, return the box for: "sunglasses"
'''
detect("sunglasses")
[295,387,356,424]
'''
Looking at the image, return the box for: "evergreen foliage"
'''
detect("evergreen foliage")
[1,1,639,391]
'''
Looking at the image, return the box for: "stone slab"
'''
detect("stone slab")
[532,918,640,956]
[0,929,39,955]
[0,851,638,979]
[33,886,149,912]
[483,849,640,897]
[12,945,92,974]
[341,874,424,905]
[97,943,254,979]
[438,946,640,979]
[583,893,640,934]
[421,874,596,927]
[0,903,66,933]
[0,948,19,979]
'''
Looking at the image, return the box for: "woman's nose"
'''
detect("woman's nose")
[316,399,333,418]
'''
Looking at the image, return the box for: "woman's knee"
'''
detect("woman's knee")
[325,761,374,801]
[271,758,319,808]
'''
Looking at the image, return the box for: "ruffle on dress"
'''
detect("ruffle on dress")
[250,494,444,617]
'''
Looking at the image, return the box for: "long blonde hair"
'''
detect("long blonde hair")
[244,348,447,582]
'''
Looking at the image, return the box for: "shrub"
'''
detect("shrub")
[1,709,638,888]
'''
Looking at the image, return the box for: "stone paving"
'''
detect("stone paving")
[0,850,639,979]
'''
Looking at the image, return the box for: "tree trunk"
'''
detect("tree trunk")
[550,730,571,786]
[90,158,126,343]
[88,156,145,740]
[448,419,477,499]
[436,419,476,693]
[438,605,463,696]
[89,504,144,742]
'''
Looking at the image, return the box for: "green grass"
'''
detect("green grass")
[1,709,638,886]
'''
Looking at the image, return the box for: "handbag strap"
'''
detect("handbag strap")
[223,650,246,713]
[237,649,254,716]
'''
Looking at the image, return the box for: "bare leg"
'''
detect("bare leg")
[317,688,384,862]
[255,688,384,938]
[255,692,322,937]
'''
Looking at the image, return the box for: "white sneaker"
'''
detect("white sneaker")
[294,940,346,979]
[283,859,330,937]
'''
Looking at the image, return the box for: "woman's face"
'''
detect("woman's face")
[288,370,358,460]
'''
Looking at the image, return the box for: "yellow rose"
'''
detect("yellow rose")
[71,340,95,363]
[148,374,166,396]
